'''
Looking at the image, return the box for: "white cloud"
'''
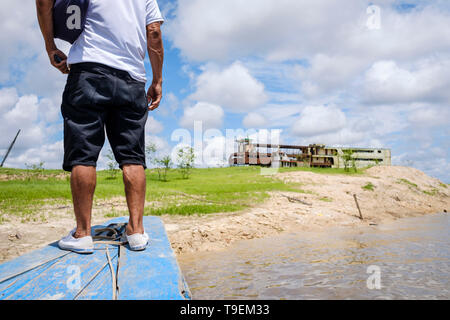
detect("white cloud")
[3,141,63,170]
[0,87,19,113]
[0,2,42,83]
[201,135,230,167]
[0,89,63,168]
[291,105,347,137]
[159,92,180,117]
[189,62,268,113]
[18,46,70,99]
[179,102,224,130]
[408,106,450,128]
[146,116,164,134]
[243,112,267,128]
[1,92,46,150]
[167,1,450,63]
[363,59,450,104]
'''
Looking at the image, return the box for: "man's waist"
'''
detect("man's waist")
[69,62,145,83]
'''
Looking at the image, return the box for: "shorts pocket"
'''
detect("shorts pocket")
[127,81,147,113]
[63,73,102,108]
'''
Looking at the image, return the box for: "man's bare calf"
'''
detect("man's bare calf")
[71,165,96,239]
[71,164,146,239]
[123,164,146,236]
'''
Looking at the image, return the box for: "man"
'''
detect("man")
[36,0,164,253]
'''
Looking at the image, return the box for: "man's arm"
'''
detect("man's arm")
[146,22,164,111]
[35,0,69,74]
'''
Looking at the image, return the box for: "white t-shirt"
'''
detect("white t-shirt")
[68,0,164,82]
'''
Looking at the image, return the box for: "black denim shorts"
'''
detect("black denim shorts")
[61,62,148,172]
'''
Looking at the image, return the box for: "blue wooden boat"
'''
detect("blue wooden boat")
[0,216,191,300]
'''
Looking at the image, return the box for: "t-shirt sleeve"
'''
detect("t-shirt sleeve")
[146,0,164,26]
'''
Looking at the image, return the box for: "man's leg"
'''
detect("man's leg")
[123,164,146,235]
[71,165,97,238]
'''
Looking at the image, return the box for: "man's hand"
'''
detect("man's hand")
[36,0,69,74]
[47,48,69,74]
[147,81,162,111]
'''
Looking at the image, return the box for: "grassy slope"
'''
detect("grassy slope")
[0,166,363,222]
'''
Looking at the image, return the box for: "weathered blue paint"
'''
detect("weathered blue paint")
[75,251,118,300]
[0,217,191,300]
[0,243,68,284]
[113,216,191,300]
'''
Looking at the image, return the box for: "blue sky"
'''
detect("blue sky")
[0,0,449,182]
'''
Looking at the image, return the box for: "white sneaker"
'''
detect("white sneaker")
[124,232,149,251]
[58,229,94,254]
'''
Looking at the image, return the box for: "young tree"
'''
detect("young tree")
[145,142,157,168]
[106,149,118,179]
[25,161,45,171]
[342,149,355,172]
[25,161,45,179]
[176,146,195,179]
[154,155,172,182]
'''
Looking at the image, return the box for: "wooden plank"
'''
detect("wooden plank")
[0,217,190,300]
[117,216,190,300]
[75,248,118,300]
[0,258,62,298]
[0,242,69,284]
[2,246,118,300]
[0,224,118,300]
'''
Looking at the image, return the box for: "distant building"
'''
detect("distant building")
[229,139,391,169]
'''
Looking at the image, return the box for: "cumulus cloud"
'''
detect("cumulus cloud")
[243,112,267,128]
[189,62,268,113]
[1,89,43,149]
[363,59,450,104]
[4,141,63,170]
[408,105,450,128]
[0,88,63,168]
[166,0,363,62]
[179,102,224,129]
[0,2,42,83]
[159,92,180,117]
[146,116,164,134]
[291,105,347,137]
[0,87,19,113]
[167,0,450,63]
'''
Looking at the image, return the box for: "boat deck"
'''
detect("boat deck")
[0,216,190,300]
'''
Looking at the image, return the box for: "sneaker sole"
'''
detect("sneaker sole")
[59,246,94,254]
[129,243,148,251]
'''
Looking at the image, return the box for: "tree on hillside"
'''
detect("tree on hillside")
[145,142,157,167]
[154,155,172,182]
[106,149,118,179]
[176,146,195,179]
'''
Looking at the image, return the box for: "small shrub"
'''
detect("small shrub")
[362,182,375,191]
[423,189,438,196]
[398,178,418,188]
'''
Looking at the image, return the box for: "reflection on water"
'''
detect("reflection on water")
[179,213,449,300]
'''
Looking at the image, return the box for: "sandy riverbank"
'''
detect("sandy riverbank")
[0,166,448,262]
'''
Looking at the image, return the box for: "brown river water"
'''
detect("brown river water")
[178,213,449,300]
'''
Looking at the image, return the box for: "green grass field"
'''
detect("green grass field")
[0,166,364,223]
